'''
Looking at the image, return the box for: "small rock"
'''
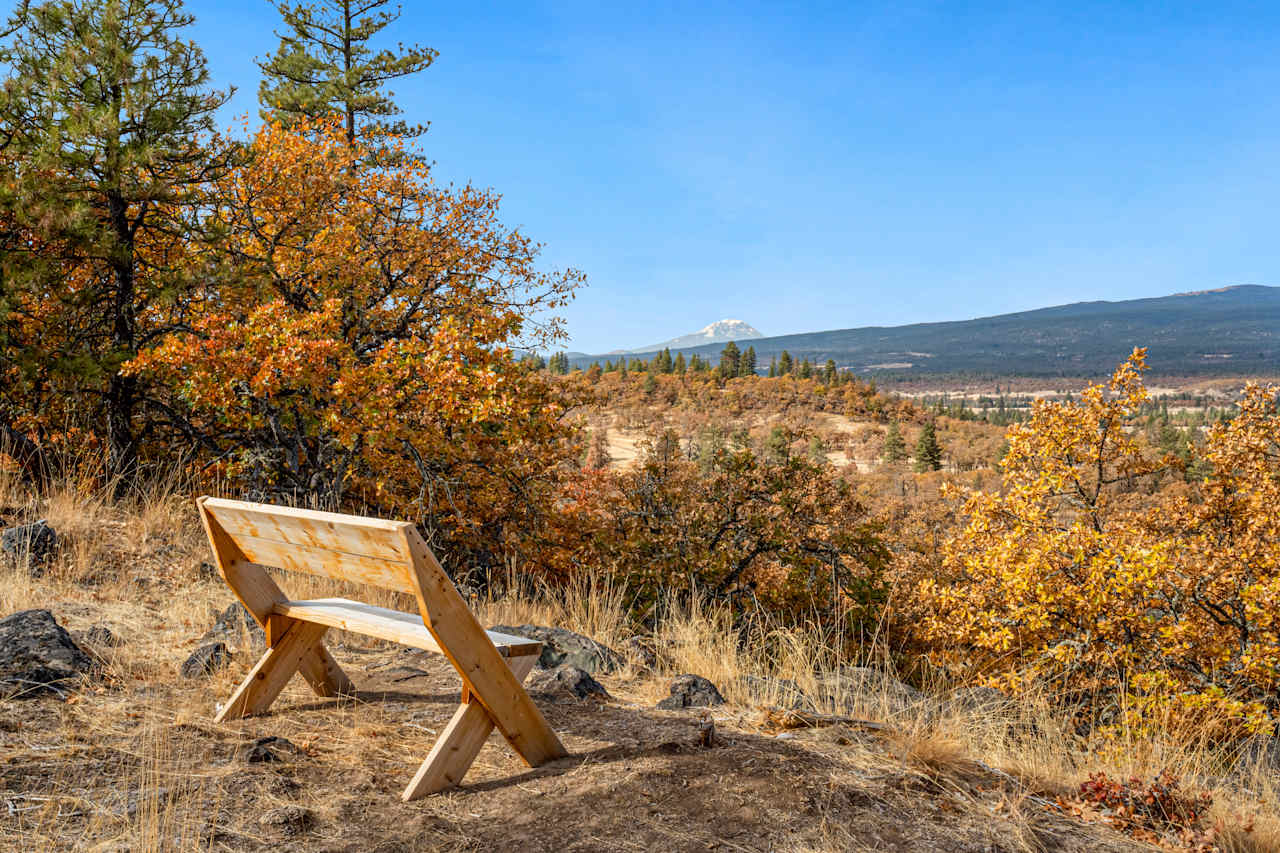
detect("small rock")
[83,625,123,648]
[489,624,622,674]
[242,736,299,764]
[526,664,611,701]
[619,636,659,671]
[1,520,57,574]
[181,642,230,678]
[198,603,265,650]
[197,561,219,580]
[656,674,725,710]
[258,805,312,835]
[0,609,93,698]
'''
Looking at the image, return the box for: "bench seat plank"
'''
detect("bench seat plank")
[273,598,542,659]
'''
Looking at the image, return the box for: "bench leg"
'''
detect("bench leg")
[300,644,355,697]
[402,654,540,801]
[215,621,330,723]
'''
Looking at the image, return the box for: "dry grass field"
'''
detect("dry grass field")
[1,475,1277,852]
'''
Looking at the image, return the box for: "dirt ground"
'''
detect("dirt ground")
[0,616,1148,853]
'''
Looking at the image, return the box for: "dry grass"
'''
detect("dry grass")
[0,472,1276,851]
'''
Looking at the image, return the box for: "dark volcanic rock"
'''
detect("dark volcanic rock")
[181,642,230,678]
[83,624,123,648]
[242,736,299,764]
[199,603,265,649]
[0,609,92,698]
[526,664,611,701]
[1,520,57,574]
[656,674,725,710]
[489,624,622,674]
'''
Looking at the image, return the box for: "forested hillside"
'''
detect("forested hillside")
[570,285,1280,379]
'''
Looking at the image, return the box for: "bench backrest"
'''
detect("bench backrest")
[198,497,418,594]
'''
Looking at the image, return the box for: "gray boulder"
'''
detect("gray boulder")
[1,520,57,574]
[744,674,813,710]
[0,609,92,698]
[1232,737,1280,781]
[943,686,1013,715]
[489,624,622,674]
[818,666,923,714]
[526,664,611,701]
[181,642,230,678]
[657,674,725,710]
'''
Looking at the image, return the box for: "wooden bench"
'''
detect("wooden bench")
[196,496,568,800]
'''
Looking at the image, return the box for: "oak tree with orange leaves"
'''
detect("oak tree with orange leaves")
[128,119,585,583]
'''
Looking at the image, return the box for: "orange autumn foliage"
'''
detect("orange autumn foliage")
[127,119,584,580]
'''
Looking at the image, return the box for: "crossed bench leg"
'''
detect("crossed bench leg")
[214,620,545,800]
[215,617,337,722]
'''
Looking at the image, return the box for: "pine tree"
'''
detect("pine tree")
[768,357,777,378]
[719,341,740,377]
[823,359,837,384]
[798,358,812,379]
[913,420,943,472]
[778,350,793,375]
[739,345,757,377]
[546,352,569,375]
[643,371,657,393]
[882,421,907,463]
[0,0,231,486]
[656,347,673,373]
[673,352,686,374]
[258,0,437,148]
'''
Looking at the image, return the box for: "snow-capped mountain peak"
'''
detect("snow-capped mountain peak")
[628,319,763,353]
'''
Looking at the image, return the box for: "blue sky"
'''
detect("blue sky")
[189,1,1280,354]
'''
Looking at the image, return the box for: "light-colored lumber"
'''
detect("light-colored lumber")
[197,495,569,796]
[274,598,542,659]
[197,497,353,698]
[232,532,413,593]
[402,527,568,768]
[402,654,539,800]
[201,497,413,565]
[214,620,329,722]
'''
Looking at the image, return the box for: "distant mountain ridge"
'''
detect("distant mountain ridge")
[570,285,1280,379]
[617,319,762,354]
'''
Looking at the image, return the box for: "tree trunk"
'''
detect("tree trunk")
[106,191,138,493]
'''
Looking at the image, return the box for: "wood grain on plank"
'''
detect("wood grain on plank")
[232,532,413,593]
[202,497,412,564]
[274,598,541,658]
